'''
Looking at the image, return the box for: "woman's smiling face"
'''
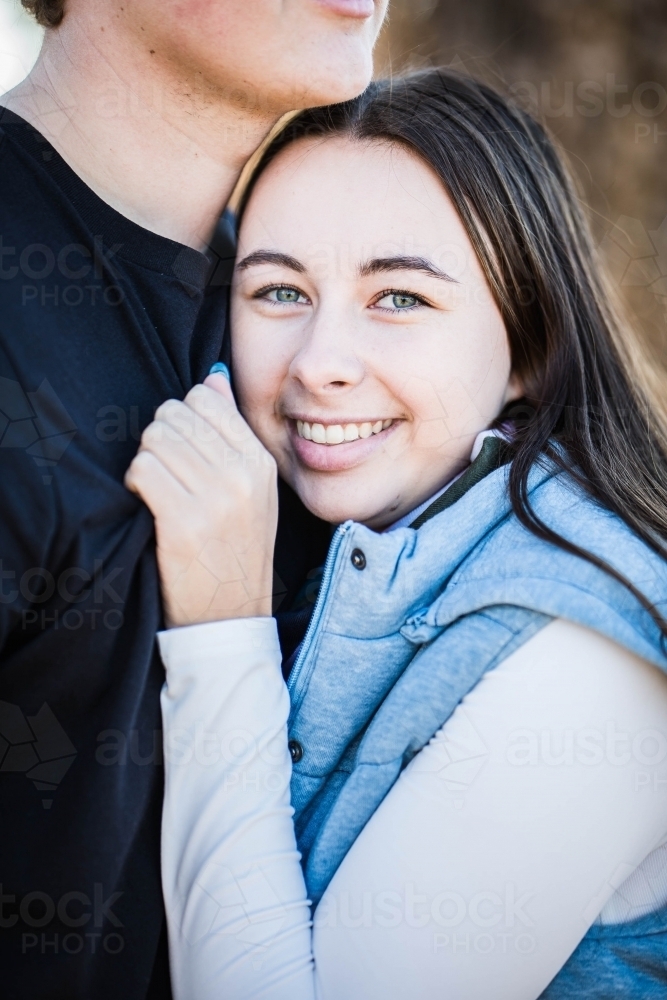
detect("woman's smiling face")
[231,137,521,529]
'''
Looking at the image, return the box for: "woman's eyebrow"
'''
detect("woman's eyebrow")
[359,255,459,283]
[236,250,306,273]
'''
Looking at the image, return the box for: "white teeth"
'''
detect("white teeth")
[326,424,345,444]
[296,419,393,443]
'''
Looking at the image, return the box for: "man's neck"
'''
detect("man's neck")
[3,16,280,250]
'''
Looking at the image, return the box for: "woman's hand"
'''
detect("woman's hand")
[125,373,278,628]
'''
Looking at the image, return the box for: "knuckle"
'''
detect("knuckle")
[132,450,155,475]
[154,398,181,421]
[187,383,209,406]
[125,453,152,492]
[141,422,163,446]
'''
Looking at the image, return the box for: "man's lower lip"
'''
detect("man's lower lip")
[289,421,397,471]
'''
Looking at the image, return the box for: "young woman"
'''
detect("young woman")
[126,70,667,998]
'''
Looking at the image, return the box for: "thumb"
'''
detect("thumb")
[204,363,234,401]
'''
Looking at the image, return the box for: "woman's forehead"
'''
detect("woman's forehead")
[238,136,471,262]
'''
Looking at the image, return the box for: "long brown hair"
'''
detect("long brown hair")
[238,68,667,637]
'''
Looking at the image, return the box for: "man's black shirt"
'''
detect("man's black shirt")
[0,109,230,998]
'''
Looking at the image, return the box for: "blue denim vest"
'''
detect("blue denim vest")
[286,454,667,996]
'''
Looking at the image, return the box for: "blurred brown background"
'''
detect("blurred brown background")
[375,0,667,371]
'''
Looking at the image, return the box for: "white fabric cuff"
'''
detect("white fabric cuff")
[157,616,280,673]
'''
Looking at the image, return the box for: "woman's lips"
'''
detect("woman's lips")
[288,419,400,472]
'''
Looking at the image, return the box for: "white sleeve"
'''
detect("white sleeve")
[158,617,315,1000]
[159,617,667,1000]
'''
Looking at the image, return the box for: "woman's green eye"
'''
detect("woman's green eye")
[391,293,418,309]
[375,292,422,311]
[275,287,301,303]
[255,285,309,306]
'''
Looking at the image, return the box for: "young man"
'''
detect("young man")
[0,2,387,996]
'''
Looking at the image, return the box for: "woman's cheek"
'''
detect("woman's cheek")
[237,382,275,446]
[447,320,512,427]
[232,323,274,406]
[403,365,501,456]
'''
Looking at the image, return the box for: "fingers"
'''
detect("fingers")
[153,382,254,455]
[131,384,271,514]
[147,398,232,472]
[124,449,189,517]
[125,378,278,627]
[139,412,216,492]
[173,385,266,466]
[181,383,253,444]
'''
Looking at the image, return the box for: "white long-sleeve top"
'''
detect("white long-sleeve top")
[159,616,667,1000]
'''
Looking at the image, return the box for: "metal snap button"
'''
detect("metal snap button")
[351,548,366,570]
[288,739,303,763]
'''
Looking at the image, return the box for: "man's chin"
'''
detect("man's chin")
[284,50,374,110]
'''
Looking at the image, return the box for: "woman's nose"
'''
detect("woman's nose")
[288,311,365,393]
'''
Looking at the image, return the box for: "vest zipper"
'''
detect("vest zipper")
[287,521,351,707]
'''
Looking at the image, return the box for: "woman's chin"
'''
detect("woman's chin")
[294,489,360,526]
[284,474,395,528]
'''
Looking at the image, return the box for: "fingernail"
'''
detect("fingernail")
[208,362,230,380]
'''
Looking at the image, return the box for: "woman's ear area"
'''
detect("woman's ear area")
[504,370,525,405]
